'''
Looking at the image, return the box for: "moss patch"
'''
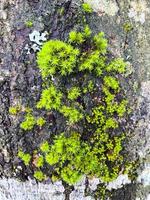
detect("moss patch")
[17,25,131,186]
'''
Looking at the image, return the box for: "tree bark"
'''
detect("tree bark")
[0,0,150,199]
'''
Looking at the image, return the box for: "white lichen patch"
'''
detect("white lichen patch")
[0,178,65,200]
[31,43,41,52]
[106,174,131,190]
[84,0,119,16]
[88,178,100,191]
[128,1,149,24]
[74,175,86,191]
[29,30,48,45]
[26,30,48,53]
[137,163,150,186]
[24,44,31,54]
[70,176,94,200]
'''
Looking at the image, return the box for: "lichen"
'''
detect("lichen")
[83,0,119,16]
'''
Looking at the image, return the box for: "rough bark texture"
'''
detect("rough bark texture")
[0,0,150,199]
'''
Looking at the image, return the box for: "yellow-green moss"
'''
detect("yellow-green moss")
[18,25,130,186]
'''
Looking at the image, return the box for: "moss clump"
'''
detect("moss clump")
[37,40,79,77]
[93,32,108,53]
[9,105,21,115]
[18,150,31,166]
[60,106,83,124]
[34,170,45,181]
[69,25,92,44]
[82,3,93,13]
[38,132,125,184]
[106,58,126,73]
[40,141,50,153]
[103,76,120,91]
[20,113,36,131]
[37,85,62,110]
[36,117,46,127]
[123,22,133,33]
[68,87,81,100]
[18,25,130,186]
[69,31,84,44]
[25,20,33,28]
[35,155,44,168]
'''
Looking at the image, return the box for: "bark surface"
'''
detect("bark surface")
[0,0,150,199]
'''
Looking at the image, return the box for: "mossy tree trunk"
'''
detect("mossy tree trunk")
[0,0,150,199]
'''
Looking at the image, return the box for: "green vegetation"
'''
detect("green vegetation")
[83,80,94,93]
[35,155,44,168]
[18,150,31,166]
[106,58,126,73]
[20,113,36,130]
[68,87,81,100]
[60,106,83,124]
[25,20,33,28]
[58,7,65,15]
[37,132,125,184]
[18,24,131,186]
[69,31,84,44]
[37,40,79,77]
[93,32,108,53]
[82,3,93,13]
[103,76,120,91]
[40,141,50,153]
[36,117,46,127]
[123,22,133,33]
[37,85,62,110]
[9,105,21,115]
[69,25,91,44]
[34,170,45,181]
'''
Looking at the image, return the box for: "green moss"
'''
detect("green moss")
[60,106,83,124]
[123,22,133,33]
[79,51,102,71]
[9,105,21,115]
[83,80,94,93]
[39,132,125,184]
[116,100,128,117]
[46,151,60,165]
[103,118,118,130]
[58,7,65,15]
[68,87,81,100]
[83,25,92,38]
[82,3,93,13]
[36,117,46,127]
[40,141,50,153]
[61,166,82,185]
[18,25,131,186]
[18,150,31,166]
[25,20,33,28]
[20,113,36,130]
[69,31,84,44]
[93,32,108,53]
[36,155,44,168]
[106,58,126,73]
[69,25,91,44]
[103,76,120,91]
[94,184,107,200]
[34,170,45,181]
[37,85,62,110]
[37,40,79,77]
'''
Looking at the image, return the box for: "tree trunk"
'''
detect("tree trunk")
[0,0,149,199]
